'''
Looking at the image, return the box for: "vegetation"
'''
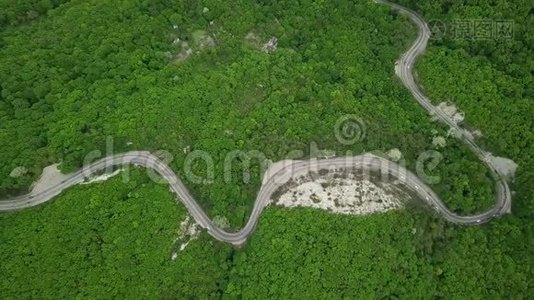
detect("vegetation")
[2,189,530,298]
[396,0,534,218]
[0,0,499,221]
[0,0,71,27]
[226,208,531,298]
[0,170,232,299]
[0,0,532,298]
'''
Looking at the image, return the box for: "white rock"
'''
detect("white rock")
[437,102,465,124]
[488,155,518,179]
[472,130,483,137]
[387,148,402,161]
[9,166,28,178]
[81,169,121,185]
[452,111,465,123]
[432,136,447,148]
[274,177,402,215]
[173,215,200,255]
[213,215,230,229]
[261,37,278,53]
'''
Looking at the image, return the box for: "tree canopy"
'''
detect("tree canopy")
[0,0,532,298]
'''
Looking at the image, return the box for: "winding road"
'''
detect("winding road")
[0,1,511,245]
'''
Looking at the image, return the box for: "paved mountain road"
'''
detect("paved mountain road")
[0,1,511,245]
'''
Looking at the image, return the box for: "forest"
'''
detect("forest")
[1,173,530,298]
[396,0,534,219]
[0,0,532,298]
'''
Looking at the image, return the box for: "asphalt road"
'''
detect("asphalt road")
[377,0,510,214]
[0,1,511,245]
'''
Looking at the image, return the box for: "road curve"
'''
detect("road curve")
[0,1,511,245]
[376,0,510,213]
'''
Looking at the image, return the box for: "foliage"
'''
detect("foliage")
[398,0,534,219]
[0,0,532,298]
[0,170,231,299]
[226,208,532,298]
[2,189,530,299]
[0,0,71,27]
[0,0,498,222]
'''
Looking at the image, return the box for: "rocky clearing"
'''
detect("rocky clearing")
[271,171,408,216]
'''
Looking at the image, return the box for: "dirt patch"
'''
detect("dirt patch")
[437,102,465,124]
[30,164,73,195]
[488,155,518,180]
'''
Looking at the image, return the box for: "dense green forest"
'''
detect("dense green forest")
[0,0,498,222]
[396,0,534,218]
[1,173,530,298]
[228,209,531,298]
[0,0,532,298]
[0,0,71,27]
[0,171,232,299]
